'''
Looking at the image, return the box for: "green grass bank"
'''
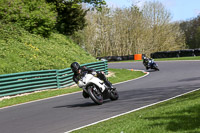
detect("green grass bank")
[0,23,97,75]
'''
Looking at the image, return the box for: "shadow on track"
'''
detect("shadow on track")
[53,102,96,108]
[177,76,200,82]
[53,100,112,108]
[146,69,160,72]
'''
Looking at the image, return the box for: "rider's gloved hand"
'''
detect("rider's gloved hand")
[92,71,97,77]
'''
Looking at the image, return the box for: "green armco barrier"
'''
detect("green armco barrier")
[0,61,108,97]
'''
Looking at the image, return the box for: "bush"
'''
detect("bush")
[0,0,57,37]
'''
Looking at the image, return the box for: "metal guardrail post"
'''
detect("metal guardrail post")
[56,70,61,88]
[104,60,108,75]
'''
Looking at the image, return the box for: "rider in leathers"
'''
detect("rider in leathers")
[143,57,155,70]
[70,62,114,98]
[143,57,149,70]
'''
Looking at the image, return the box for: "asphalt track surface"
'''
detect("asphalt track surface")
[0,61,200,133]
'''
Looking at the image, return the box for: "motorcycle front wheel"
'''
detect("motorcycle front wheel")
[154,66,159,71]
[153,64,159,71]
[87,85,103,105]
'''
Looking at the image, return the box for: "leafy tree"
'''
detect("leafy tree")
[0,0,57,37]
[57,1,87,35]
[55,0,106,10]
[76,2,185,57]
[194,27,200,48]
[180,15,200,49]
[46,0,106,35]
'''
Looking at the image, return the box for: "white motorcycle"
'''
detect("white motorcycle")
[78,72,119,105]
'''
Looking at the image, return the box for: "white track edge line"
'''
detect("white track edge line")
[65,87,200,133]
[0,70,149,110]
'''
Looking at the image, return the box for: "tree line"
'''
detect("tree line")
[180,15,200,49]
[72,1,186,57]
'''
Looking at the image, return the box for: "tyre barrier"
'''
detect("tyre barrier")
[97,54,144,62]
[194,49,200,56]
[179,49,195,57]
[151,51,180,58]
[151,49,199,59]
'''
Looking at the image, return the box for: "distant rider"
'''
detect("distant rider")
[143,57,153,70]
[143,57,149,70]
[70,62,114,98]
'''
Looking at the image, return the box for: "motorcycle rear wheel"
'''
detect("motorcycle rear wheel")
[110,89,119,100]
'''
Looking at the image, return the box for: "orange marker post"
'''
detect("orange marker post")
[134,54,142,60]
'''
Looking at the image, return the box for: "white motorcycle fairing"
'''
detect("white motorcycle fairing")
[81,73,106,93]
[77,72,119,105]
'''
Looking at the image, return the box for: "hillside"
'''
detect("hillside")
[0,23,97,75]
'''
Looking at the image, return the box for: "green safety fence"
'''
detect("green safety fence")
[0,61,108,97]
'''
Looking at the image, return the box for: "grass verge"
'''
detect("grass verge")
[72,89,200,133]
[0,69,145,108]
[109,56,200,63]
[154,56,200,61]
[107,68,145,84]
[0,23,97,75]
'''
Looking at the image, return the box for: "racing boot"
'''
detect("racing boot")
[104,79,116,90]
[97,71,116,90]
[82,90,89,98]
